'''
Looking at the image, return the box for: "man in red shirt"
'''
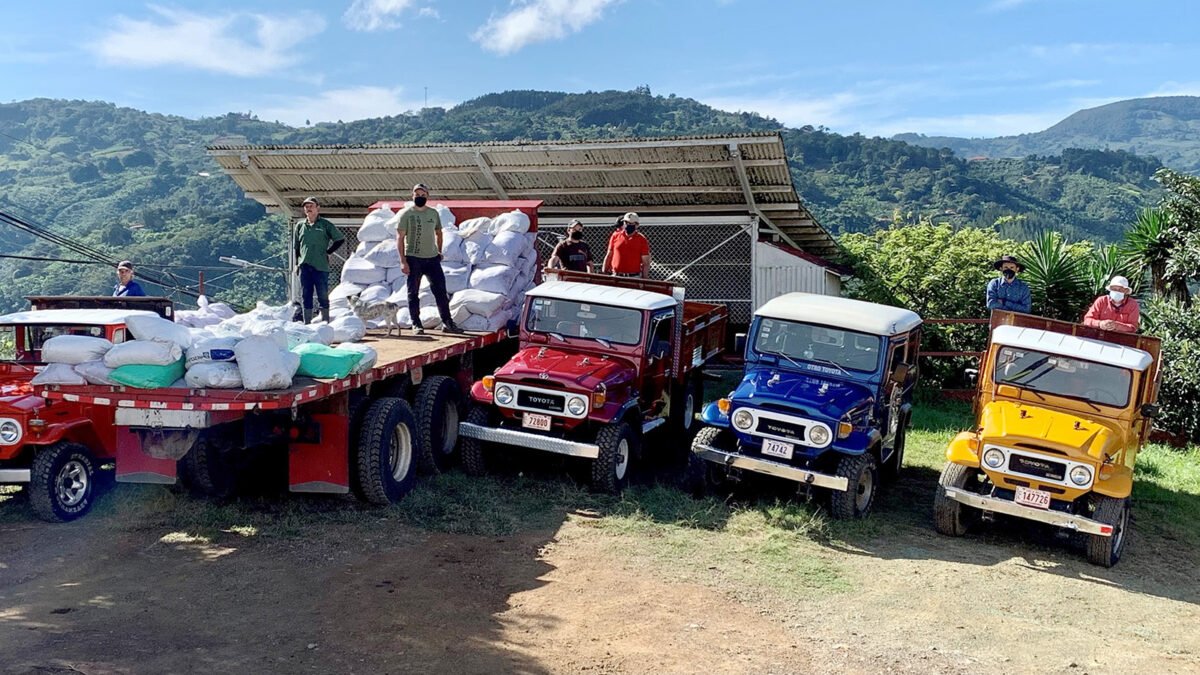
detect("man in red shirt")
[602,212,651,278]
[1082,275,1140,333]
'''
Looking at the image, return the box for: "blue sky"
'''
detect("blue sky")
[3,0,1198,138]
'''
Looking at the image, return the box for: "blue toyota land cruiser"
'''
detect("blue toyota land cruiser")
[688,293,922,518]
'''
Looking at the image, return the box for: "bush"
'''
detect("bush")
[1143,299,1200,443]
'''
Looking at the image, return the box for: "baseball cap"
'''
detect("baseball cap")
[1107,275,1131,291]
[116,260,134,270]
[622,212,640,224]
[412,183,430,193]
[301,197,320,206]
[567,219,583,227]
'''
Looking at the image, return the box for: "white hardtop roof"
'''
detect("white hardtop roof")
[991,325,1154,371]
[755,293,922,336]
[527,280,677,311]
[0,309,159,326]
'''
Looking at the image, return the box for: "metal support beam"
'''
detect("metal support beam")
[241,154,297,218]
[474,151,509,199]
[729,143,801,250]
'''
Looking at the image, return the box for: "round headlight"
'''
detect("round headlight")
[983,448,1005,469]
[732,409,753,430]
[808,425,831,446]
[0,420,20,445]
[1069,465,1092,486]
[567,396,587,416]
[495,385,514,405]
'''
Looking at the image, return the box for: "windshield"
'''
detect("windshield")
[753,318,882,373]
[525,297,643,346]
[994,346,1132,407]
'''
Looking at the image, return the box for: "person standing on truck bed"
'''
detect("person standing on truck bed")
[112,260,146,297]
[1082,275,1140,333]
[549,219,594,273]
[294,197,345,324]
[985,254,1031,314]
[602,212,651,278]
[396,184,464,336]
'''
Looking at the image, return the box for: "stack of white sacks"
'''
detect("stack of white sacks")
[32,301,376,391]
[329,203,539,332]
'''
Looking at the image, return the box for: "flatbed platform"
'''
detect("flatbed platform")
[39,328,509,412]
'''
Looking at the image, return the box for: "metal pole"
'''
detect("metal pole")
[199,271,205,296]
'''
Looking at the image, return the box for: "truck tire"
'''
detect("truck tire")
[670,375,702,433]
[30,442,97,523]
[933,462,980,536]
[591,422,634,494]
[1085,495,1130,568]
[460,405,501,477]
[828,452,879,520]
[685,426,732,497]
[415,375,461,475]
[352,397,419,505]
[183,438,236,499]
[882,411,909,481]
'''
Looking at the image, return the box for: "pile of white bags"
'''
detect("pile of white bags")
[174,295,236,329]
[333,205,537,330]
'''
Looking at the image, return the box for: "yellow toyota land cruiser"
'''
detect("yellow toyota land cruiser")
[934,311,1162,567]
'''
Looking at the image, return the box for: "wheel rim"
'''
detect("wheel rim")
[855,463,875,512]
[683,392,695,430]
[56,459,89,508]
[440,403,459,454]
[614,439,629,481]
[390,424,413,482]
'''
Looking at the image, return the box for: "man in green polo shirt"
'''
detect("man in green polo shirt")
[396,184,463,335]
[294,197,345,323]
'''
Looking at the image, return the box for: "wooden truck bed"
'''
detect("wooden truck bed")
[681,300,727,375]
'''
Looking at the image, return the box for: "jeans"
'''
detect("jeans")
[299,263,330,311]
[406,255,453,326]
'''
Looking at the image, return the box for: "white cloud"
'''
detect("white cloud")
[343,0,434,31]
[473,0,621,55]
[253,86,455,126]
[703,93,862,130]
[869,110,1072,138]
[91,6,321,77]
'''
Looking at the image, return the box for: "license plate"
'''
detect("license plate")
[1014,486,1052,510]
[761,438,794,460]
[522,412,552,431]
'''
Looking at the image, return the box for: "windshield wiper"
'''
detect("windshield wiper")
[546,331,566,342]
[761,349,804,371]
[589,336,613,349]
[811,357,853,378]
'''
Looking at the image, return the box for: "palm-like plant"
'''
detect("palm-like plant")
[1121,207,1179,301]
[1088,242,1140,297]
[1018,231,1091,320]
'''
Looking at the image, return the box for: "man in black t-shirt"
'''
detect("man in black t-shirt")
[549,219,593,273]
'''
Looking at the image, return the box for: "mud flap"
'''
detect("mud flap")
[116,427,178,484]
[289,413,350,494]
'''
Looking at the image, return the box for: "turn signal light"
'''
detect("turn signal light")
[482,375,495,392]
[837,421,853,439]
[717,398,731,414]
[592,384,607,408]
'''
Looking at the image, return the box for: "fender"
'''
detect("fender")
[25,418,96,448]
[1092,464,1133,499]
[945,431,981,467]
[699,401,731,428]
[611,396,641,426]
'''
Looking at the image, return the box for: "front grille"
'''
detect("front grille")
[1009,454,1066,482]
[756,417,806,441]
[1014,443,1067,457]
[518,390,565,412]
[520,378,565,389]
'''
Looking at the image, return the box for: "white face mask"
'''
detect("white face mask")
[1109,290,1126,302]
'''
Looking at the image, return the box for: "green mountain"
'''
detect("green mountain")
[894,96,1200,172]
[0,91,1169,312]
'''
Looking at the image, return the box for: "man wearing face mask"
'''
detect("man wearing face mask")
[396,184,464,335]
[602,212,651,278]
[1082,276,1140,333]
[986,254,1032,314]
[549,219,593,272]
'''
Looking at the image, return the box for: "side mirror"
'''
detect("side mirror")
[1140,402,1159,419]
[890,362,911,385]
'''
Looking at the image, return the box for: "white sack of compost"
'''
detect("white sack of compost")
[492,210,531,234]
[185,362,243,389]
[41,335,113,365]
[73,360,118,386]
[358,283,391,305]
[125,314,194,350]
[358,207,396,243]
[103,339,183,368]
[364,240,402,268]
[185,337,240,368]
[469,264,519,296]
[341,254,387,285]
[235,336,298,391]
[335,342,378,374]
[31,363,87,386]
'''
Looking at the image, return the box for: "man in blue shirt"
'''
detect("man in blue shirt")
[113,261,147,297]
[986,254,1031,314]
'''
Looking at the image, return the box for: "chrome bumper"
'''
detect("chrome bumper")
[0,469,31,483]
[458,422,600,459]
[942,487,1112,536]
[693,445,850,492]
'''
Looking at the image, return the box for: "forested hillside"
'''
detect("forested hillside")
[0,90,1170,311]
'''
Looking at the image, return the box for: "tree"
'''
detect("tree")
[1151,168,1200,306]
[1121,207,1184,302]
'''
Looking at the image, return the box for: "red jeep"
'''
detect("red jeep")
[459,270,726,492]
[0,307,156,521]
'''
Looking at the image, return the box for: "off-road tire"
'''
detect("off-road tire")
[459,405,497,477]
[352,397,419,505]
[1085,495,1131,568]
[828,451,879,520]
[591,422,634,494]
[183,437,236,499]
[933,462,980,536]
[685,426,733,497]
[415,375,462,475]
[30,442,97,523]
[882,412,909,481]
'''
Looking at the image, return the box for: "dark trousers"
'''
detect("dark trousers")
[406,256,453,326]
[299,263,330,311]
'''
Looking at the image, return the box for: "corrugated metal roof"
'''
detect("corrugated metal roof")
[207,133,837,256]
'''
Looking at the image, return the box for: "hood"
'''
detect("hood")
[499,345,636,390]
[979,400,1121,461]
[733,368,874,419]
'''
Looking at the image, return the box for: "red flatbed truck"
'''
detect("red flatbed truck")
[32,200,541,512]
